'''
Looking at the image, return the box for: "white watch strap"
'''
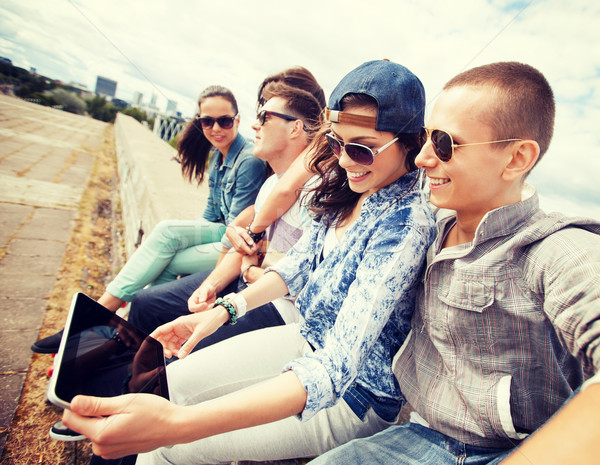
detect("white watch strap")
[224,292,247,318]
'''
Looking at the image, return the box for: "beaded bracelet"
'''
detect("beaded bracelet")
[215,297,237,325]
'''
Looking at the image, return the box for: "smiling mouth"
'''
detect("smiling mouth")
[347,171,369,180]
[429,177,450,186]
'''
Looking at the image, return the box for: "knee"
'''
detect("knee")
[128,290,153,329]
[148,220,178,242]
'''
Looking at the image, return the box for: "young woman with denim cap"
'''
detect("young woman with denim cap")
[63,60,437,464]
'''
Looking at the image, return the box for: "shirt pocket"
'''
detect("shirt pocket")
[438,278,495,312]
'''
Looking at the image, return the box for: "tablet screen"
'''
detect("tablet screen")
[50,292,169,406]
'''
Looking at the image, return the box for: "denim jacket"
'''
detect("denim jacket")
[269,170,436,421]
[396,185,600,448]
[203,133,267,224]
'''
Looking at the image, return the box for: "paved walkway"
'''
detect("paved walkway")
[0,95,107,455]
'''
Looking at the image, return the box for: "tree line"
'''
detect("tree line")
[0,60,153,126]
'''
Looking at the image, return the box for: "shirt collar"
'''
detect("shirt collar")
[436,183,540,244]
[362,169,421,211]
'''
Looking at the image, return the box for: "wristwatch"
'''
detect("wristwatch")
[246,225,265,243]
[224,292,247,318]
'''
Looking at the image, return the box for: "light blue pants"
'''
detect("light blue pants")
[106,219,226,301]
[308,422,512,465]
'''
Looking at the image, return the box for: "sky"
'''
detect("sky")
[1,0,599,220]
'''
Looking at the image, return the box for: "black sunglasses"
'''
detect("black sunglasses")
[420,127,521,162]
[257,110,301,126]
[325,132,398,166]
[196,114,238,130]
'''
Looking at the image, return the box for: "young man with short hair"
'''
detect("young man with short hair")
[310,61,600,464]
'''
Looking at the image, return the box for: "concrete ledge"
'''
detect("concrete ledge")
[114,114,208,257]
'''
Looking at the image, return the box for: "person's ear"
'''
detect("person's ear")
[503,140,540,181]
[288,119,305,140]
[231,114,240,133]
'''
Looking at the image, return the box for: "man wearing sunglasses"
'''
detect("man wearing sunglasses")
[124,83,322,347]
[311,62,600,465]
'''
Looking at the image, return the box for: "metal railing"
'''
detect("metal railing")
[153,115,188,142]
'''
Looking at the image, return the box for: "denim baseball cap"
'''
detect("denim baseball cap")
[326,60,425,134]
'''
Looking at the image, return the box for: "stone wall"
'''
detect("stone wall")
[113,113,208,257]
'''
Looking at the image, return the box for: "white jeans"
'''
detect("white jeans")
[136,324,392,464]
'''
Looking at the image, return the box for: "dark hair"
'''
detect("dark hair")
[260,82,323,143]
[257,66,326,110]
[444,61,555,166]
[177,85,238,185]
[307,94,422,225]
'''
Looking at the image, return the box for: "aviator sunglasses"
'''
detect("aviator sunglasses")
[325,132,398,166]
[196,114,238,130]
[420,127,522,162]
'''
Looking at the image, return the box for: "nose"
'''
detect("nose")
[205,120,220,131]
[251,119,261,132]
[336,147,357,169]
[415,141,438,169]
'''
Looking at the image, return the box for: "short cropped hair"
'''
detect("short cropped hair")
[261,82,323,143]
[444,62,555,165]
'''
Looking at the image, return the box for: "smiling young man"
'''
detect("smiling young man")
[310,62,600,464]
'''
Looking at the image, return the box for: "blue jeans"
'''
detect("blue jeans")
[309,423,512,465]
[128,270,285,352]
[106,219,226,301]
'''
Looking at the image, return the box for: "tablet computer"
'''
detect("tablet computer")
[47,292,169,410]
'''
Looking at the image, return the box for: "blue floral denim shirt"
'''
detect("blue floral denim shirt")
[203,132,267,225]
[269,170,436,421]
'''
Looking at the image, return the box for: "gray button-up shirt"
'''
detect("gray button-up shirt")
[396,185,600,448]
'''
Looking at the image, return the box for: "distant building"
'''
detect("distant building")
[166,99,177,114]
[150,93,158,109]
[95,76,117,98]
[132,91,143,105]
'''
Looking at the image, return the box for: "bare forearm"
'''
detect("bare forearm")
[203,251,243,293]
[239,270,289,311]
[63,372,307,458]
[178,371,306,442]
[230,205,255,228]
[502,383,600,464]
